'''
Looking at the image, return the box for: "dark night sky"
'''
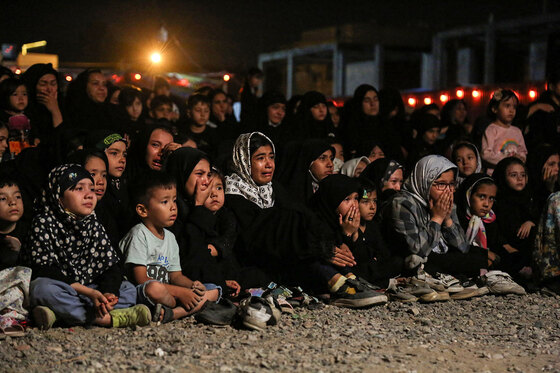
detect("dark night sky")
[1,0,555,73]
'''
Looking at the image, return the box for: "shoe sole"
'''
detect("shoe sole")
[388,294,418,303]
[242,318,267,331]
[418,292,439,303]
[32,307,55,330]
[450,290,479,300]
[331,295,388,308]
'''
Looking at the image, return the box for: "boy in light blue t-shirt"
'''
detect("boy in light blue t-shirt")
[120,172,219,323]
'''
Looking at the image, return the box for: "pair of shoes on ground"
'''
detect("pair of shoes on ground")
[479,270,526,295]
[32,304,152,330]
[411,270,464,293]
[238,295,282,331]
[330,277,388,308]
[386,278,450,303]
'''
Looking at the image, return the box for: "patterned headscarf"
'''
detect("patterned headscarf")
[403,155,457,208]
[340,156,370,178]
[21,164,118,284]
[225,132,275,209]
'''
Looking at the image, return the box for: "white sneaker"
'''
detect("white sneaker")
[482,270,526,295]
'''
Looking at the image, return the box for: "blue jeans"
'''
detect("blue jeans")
[30,277,137,325]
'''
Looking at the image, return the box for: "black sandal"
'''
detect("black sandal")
[152,303,174,323]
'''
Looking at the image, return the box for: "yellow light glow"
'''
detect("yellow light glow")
[456,89,464,98]
[150,52,162,63]
[407,97,416,106]
[440,94,449,103]
[134,73,142,80]
[529,90,537,99]
[472,90,481,99]
[21,40,47,56]
[424,97,432,105]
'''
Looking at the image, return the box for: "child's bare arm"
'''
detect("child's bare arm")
[169,271,195,288]
[131,265,152,285]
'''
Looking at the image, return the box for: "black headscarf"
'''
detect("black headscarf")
[310,174,360,232]
[276,138,334,203]
[294,91,335,140]
[20,164,118,284]
[164,147,210,213]
[21,63,62,142]
[360,158,403,193]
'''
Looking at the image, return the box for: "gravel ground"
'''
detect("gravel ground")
[1,292,559,373]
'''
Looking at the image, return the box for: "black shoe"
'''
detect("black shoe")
[194,299,237,326]
[330,278,388,308]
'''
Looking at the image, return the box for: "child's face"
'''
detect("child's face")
[267,103,286,125]
[126,97,142,121]
[384,168,403,192]
[60,179,96,218]
[368,146,385,163]
[185,159,211,197]
[362,90,379,116]
[328,106,340,126]
[190,102,210,126]
[105,141,127,178]
[359,190,377,222]
[452,102,467,124]
[204,179,225,212]
[9,85,28,112]
[84,156,107,201]
[354,160,368,178]
[152,104,173,120]
[144,186,177,228]
[493,97,517,124]
[469,183,497,217]
[337,192,359,217]
[331,143,344,162]
[86,72,108,104]
[423,127,440,145]
[0,127,8,155]
[310,103,327,122]
[145,129,173,171]
[505,163,527,192]
[250,145,275,185]
[455,147,477,177]
[0,185,23,223]
[429,170,456,202]
[310,150,334,181]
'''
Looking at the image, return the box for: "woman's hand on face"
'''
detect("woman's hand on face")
[339,205,360,237]
[194,177,214,206]
[37,90,59,113]
[517,221,535,239]
[329,244,356,267]
[542,163,559,185]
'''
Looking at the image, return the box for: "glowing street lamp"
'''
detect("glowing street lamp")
[150,52,162,64]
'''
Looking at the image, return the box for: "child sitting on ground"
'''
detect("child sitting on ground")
[21,164,150,330]
[0,178,31,336]
[120,171,220,323]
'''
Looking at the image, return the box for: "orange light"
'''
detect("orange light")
[529,90,537,99]
[177,78,189,87]
[407,97,416,107]
[440,94,449,103]
[424,97,432,105]
[65,75,72,82]
[112,74,118,80]
[456,89,464,98]
[223,74,231,82]
[472,90,481,99]
[134,73,142,81]
[14,68,21,75]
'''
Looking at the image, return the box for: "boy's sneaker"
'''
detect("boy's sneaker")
[481,270,526,295]
[330,278,387,308]
[32,306,57,330]
[111,304,151,328]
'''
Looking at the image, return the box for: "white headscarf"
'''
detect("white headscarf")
[225,132,275,209]
[340,156,370,178]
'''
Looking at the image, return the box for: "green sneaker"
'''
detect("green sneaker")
[110,305,151,328]
[32,306,57,330]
